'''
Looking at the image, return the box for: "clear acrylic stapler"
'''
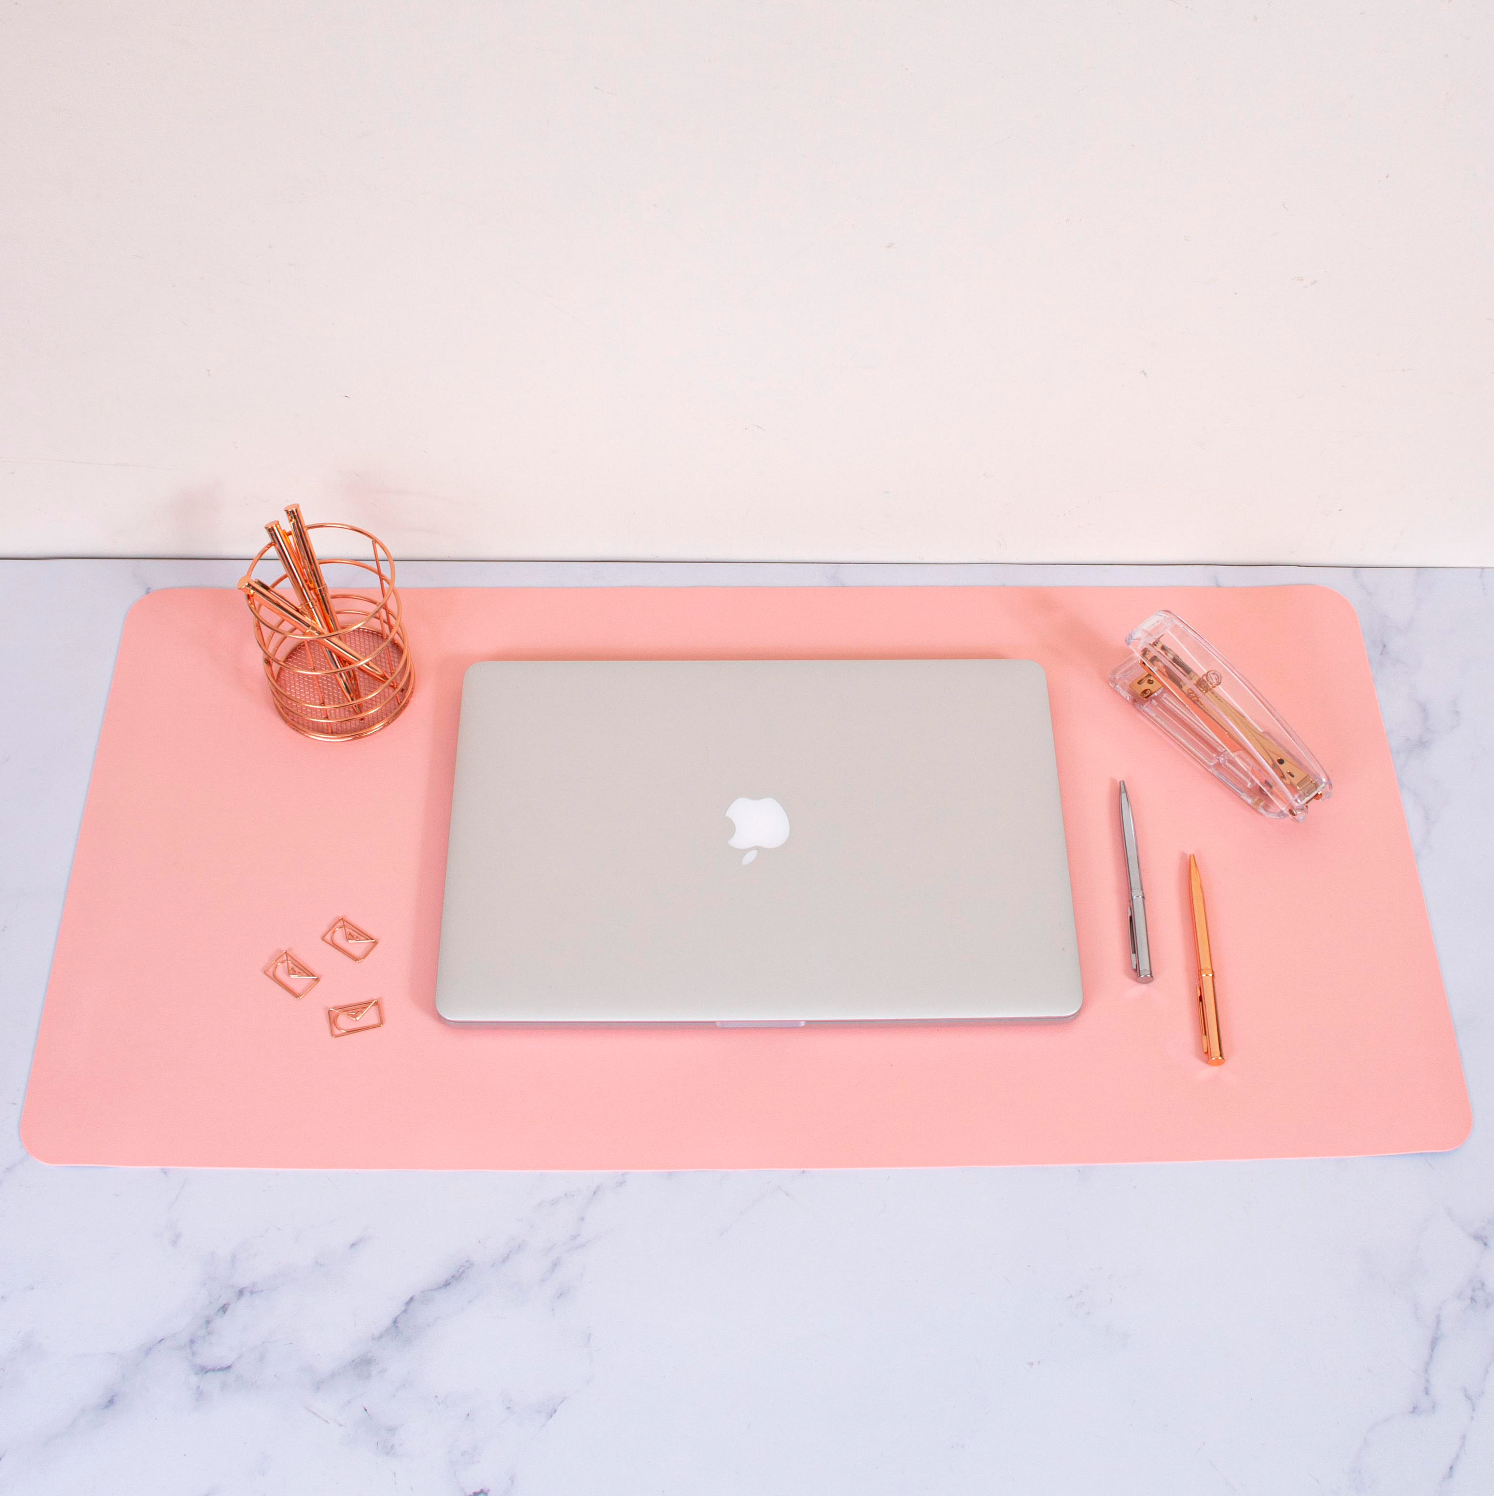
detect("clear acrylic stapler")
[1110,610,1332,822]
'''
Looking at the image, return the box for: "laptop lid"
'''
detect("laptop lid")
[435,659,1082,1024]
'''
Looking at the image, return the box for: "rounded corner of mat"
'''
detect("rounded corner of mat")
[18,1107,68,1169]
[1291,582,1363,631]
[1435,1098,1475,1155]
[123,586,227,627]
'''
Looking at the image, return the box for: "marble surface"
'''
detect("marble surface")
[1,559,1491,1495]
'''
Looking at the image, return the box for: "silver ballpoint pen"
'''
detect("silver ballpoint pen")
[1119,781,1153,982]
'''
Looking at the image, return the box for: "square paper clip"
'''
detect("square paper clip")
[323,916,378,962]
[264,949,320,998]
[328,998,384,1037]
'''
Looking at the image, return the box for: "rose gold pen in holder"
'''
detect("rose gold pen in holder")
[240,515,415,742]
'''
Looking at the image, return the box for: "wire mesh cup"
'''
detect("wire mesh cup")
[240,523,415,741]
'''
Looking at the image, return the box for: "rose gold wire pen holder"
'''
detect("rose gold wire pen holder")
[240,522,415,742]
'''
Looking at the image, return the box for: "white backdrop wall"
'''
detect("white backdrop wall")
[1,1,1490,563]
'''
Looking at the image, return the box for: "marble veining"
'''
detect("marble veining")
[1,561,1492,1494]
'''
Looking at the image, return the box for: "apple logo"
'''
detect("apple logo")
[725,796,791,865]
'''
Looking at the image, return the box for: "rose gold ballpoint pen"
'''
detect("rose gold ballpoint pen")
[1188,854,1225,1065]
[285,505,340,632]
[263,518,360,705]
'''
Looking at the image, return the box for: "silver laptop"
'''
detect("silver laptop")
[435,659,1082,1025]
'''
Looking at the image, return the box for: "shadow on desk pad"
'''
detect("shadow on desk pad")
[21,585,1470,1169]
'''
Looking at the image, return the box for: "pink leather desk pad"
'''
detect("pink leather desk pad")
[21,586,1471,1170]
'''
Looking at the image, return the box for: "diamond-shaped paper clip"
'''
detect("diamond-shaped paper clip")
[264,949,320,998]
[322,916,378,962]
[328,998,384,1038]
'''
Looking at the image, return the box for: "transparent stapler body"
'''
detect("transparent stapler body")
[1109,610,1332,821]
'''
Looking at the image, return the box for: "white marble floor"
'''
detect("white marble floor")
[2,560,1491,1496]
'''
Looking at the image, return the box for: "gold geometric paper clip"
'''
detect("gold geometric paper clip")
[322,916,378,962]
[264,949,320,998]
[328,998,384,1037]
